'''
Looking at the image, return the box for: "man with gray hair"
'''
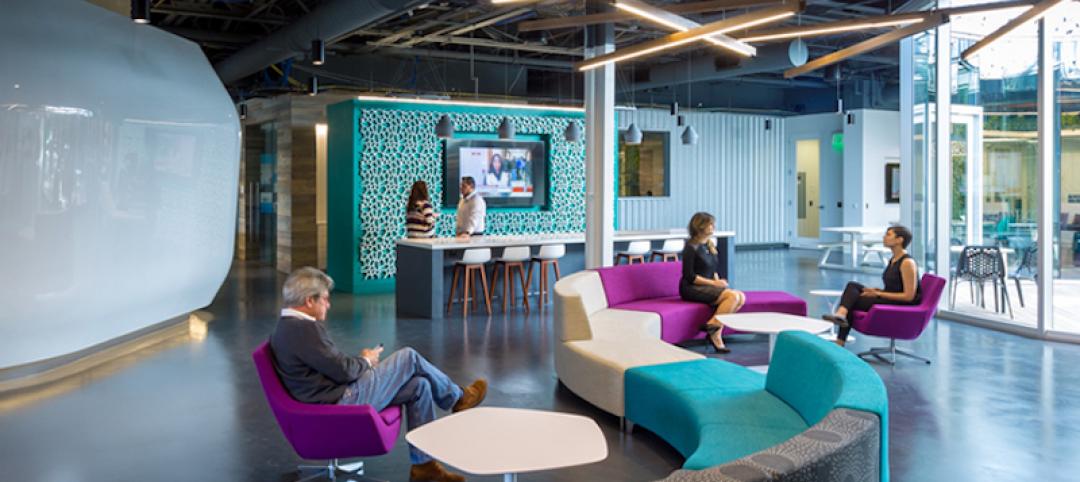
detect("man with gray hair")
[270,267,487,482]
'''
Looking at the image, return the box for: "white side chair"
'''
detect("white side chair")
[650,238,684,262]
[490,246,531,312]
[527,244,565,306]
[446,248,492,317]
[615,240,650,265]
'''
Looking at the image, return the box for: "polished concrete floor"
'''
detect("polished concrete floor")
[2,249,1080,482]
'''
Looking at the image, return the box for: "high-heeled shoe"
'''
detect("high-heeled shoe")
[704,324,731,354]
[822,314,849,328]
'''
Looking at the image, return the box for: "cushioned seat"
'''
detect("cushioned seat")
[626,359,808,470]
[613,291,808,344]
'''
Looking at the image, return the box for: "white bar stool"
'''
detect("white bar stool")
[527,244,565,306]
[615,240,650,265]
[490,246,531,313]
[446,248,492,317]
[650,238,684,262]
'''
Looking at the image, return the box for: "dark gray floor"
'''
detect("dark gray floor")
[2,249,1079,482]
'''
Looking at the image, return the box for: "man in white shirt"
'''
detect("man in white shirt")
[455,176,486,238]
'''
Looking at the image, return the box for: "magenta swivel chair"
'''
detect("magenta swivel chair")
[850,274,946,365]
[252,342,401,481]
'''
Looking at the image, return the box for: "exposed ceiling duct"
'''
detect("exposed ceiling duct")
[213,0,428,84]
[627,43,803,92]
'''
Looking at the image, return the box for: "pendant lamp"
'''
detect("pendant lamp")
[564,120,581,142]
[498,117,515,139]
[435,114,454,139]
[624,123,643,145]
[681,125,699,146]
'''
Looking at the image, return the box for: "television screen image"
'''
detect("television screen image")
[459,147,534,198]
[444,139,547,209]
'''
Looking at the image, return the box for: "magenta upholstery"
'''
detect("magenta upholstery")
[252,342,401,460]
[851,274,946,341]
[594,263,807,344]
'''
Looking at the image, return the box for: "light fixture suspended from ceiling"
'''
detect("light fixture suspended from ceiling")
[564,120,582,142]
[498,117,515,139]
[308,77,319,96]
[681,125,699,145]
[624,123,643,145]
[311,39,325,66]
[682,52,698,146]
[436,114,454,139]
[131,0,150,24]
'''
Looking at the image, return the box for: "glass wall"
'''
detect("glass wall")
[1052,5,1080,334]
[946,5,1039,326]
[905,2,1080,338]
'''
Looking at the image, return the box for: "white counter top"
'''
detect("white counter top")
[397,229,736,250]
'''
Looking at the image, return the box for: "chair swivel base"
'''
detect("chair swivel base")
[857,339,931,366]
[296,459,386,482]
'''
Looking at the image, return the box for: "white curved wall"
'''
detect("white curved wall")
[0,0,240,369]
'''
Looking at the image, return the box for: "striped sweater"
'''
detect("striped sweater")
[406,201,436,238]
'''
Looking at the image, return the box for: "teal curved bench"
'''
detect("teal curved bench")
[625,331,889,482]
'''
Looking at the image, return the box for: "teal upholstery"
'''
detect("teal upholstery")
[766,332,889,482]
[625,332,888,481]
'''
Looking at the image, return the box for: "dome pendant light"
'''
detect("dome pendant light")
[435,114,454,139]
[498,117,515,139]
[564,120,581,142]
[624,123,643,145]
[131,0,150,24]
[681,125,699,145]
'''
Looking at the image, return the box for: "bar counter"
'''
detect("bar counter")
[396,230,736,319]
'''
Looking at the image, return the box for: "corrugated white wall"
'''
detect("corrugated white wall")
[617,108,787,244]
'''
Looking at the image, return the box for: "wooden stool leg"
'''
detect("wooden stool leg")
[462,266,471,317]
[517,264,530,311]
[489,264,499,302]
[502,264,510,312]
[479,265,492,315]
[525,261,535,296]
[471,268,480,312]
[552,260,561,281]
[447,265,460,314]
[539,262,547,306]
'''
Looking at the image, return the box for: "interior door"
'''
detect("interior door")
[796,139,821,240]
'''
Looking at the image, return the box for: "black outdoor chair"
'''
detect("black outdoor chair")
[951,245,1013,319]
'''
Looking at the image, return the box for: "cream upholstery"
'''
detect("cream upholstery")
[553,271,702,416]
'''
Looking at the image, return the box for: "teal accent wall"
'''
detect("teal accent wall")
[327,99,587,293]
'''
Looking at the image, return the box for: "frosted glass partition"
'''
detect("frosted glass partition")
[0,0,240,369]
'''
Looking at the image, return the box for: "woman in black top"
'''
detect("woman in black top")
[824,225,922,346]
[680,212,746,353]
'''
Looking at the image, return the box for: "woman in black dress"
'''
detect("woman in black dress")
[680,212,745,353]
[823,225,921,346]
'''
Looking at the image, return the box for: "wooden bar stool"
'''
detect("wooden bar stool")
[446,248,492,317]
[615,240,650,265]
[527,244,565,306]
[650,238,684,262]
[489,246,531,312]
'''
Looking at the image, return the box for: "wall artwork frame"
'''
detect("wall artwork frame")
[885,160,901,204]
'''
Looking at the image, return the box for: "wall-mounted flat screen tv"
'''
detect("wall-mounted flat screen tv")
[443,138,548,209]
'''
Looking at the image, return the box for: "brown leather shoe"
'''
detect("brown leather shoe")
[410,461,465,482]
[451,379,487,413]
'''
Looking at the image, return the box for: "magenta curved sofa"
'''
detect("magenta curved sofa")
[594,262,807,344]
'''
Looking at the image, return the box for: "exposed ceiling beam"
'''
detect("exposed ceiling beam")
[518,0,780,32]
[961,0,1066,60]
[576,4,799,71]
[151,7,289,25]
[370,46,575,70]
[784,14,944,78]
[397,6,534,48]
[810,0,886,15]
[615,0,756,57]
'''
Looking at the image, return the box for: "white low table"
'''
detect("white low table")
[716,312,834,360]
[405,407,607,482]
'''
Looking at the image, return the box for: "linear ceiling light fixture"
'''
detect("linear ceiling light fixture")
[961,0,1068,61]
[354,95,584,113]
[614,0,756,57]
[737,16,925,43]
[576,4,797,71]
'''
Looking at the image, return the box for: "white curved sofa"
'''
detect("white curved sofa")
[553,271,702,417]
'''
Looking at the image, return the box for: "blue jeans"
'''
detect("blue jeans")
[338,347,463,464]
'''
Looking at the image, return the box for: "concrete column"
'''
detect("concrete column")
[933,24,952,279]
[584,12,616,269]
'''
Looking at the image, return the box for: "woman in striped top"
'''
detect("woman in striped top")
[406,181,436,238]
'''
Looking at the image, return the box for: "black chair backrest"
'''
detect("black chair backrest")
[957,246,1005,280]
[1016,245,1037,276]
